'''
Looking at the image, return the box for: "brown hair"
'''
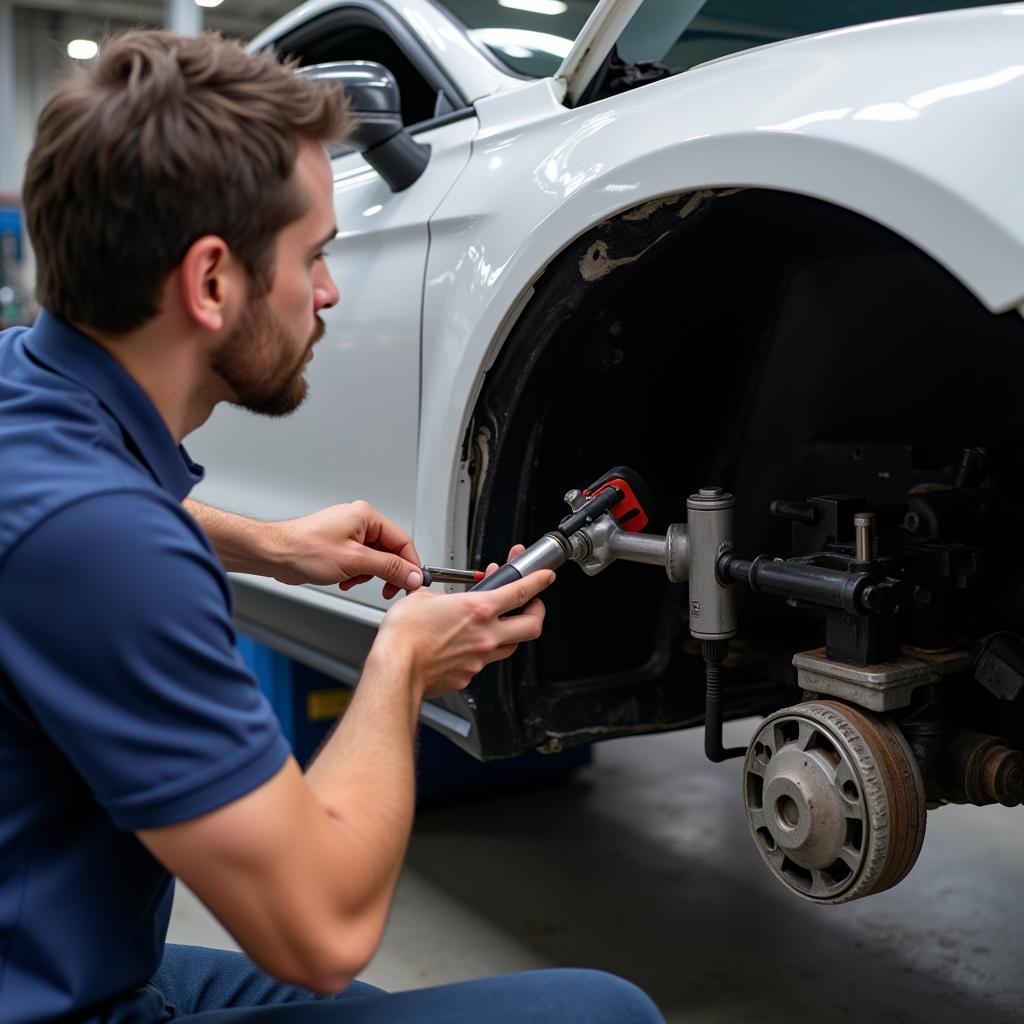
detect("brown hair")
[23,30,350,333]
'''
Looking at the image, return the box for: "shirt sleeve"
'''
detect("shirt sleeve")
[0,489,291,830]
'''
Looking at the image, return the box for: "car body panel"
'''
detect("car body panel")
[197,0,1024,639]
[414,5,1024,575]
[190,113,477,615]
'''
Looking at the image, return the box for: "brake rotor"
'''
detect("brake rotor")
[742,700,926,904]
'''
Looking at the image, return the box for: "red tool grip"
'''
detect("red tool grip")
[583,466,653,532]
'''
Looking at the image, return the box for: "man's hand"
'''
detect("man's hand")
[268,501,423,598]
[184,499,423,598]
[370,548,554,700]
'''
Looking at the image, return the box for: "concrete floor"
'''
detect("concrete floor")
[170,718,1024,1023]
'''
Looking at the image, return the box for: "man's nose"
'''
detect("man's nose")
[314,263,340,311]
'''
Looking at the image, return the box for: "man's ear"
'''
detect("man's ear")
[177,235,243,332]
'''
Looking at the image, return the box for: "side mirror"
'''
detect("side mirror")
[298,61,430,192]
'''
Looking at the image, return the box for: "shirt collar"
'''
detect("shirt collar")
[24,310,204,501]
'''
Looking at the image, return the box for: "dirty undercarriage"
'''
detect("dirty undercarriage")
[444,187,1024,902]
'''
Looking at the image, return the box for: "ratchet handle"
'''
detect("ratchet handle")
[469,563,524,593]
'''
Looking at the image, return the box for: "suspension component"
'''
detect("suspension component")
[944,730,1024,807]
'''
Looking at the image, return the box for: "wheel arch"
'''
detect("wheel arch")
[441,185,1024,757]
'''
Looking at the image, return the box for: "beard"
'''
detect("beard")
[212,297,325,417]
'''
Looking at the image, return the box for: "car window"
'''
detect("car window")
[437,0,1012,79]
[277,17,443,126]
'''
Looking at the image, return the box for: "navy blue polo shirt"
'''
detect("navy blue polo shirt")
[0,311,290,1024]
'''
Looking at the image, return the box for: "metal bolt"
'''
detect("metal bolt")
[854,512,874,562]
[564,489,585,512]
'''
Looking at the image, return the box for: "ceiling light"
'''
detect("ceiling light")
[498,0,568,15]
[67,38,98,60]
[195,0,224,7]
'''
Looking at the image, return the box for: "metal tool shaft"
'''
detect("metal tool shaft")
[470,533,571,592]
[421,566,484,586]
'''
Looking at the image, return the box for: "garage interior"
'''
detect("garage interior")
[3,2,1024,1023]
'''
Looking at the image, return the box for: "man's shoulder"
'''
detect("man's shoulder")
[6,487,216,585]
[0,331,159,561]
[0,488,232,666]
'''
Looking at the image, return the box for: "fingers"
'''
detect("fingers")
[486,568,556,616]
[358,504,421,575]
[493,595,547,646]
[338,574,372,592]
[482,641,519,666]
[347,546,422,595]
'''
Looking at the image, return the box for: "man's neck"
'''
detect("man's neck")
[72,317,221,443]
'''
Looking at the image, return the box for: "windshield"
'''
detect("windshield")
[437,0,1012,79]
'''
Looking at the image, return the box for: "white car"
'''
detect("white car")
[192,0,1024,904]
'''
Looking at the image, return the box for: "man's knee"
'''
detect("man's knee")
[528,968,664,1024]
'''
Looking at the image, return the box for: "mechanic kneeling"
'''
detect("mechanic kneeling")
[0,31,662,1024]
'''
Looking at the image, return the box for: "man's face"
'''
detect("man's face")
[212,139,339,417]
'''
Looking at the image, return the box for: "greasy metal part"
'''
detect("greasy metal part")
[792,647,970,711]
[558,486,623,538]
[720,555,873,615]
[955,446,988,490]
[770,499,818,525]
[563,489,587,513]
[687,488,737,641]
[664,524,690,584]
[607,529,671,566]
[854,512,874,562]
[743,700,926,904]
[569,514,690,582]
[945,730,1024,807]
[973,632,1024,701]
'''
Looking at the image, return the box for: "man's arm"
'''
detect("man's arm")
[184,498,423,598]
[136,566,553,993]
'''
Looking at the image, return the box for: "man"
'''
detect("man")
[0,28,663,1024]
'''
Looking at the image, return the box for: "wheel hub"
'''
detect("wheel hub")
[761,746,848,868]
[743,701,926,904]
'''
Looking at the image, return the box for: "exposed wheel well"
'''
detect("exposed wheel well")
[463,188,1024,756]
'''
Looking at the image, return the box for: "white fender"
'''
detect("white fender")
[415,4,1024,563]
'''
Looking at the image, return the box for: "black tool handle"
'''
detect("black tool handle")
[469,563,524,592]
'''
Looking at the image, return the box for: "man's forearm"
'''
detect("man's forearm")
[304,645,421,933]
[184,499,283,575]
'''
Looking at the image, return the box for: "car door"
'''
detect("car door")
[188,2,477,615]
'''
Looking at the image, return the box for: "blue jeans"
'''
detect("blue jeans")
[148,945,664,1024]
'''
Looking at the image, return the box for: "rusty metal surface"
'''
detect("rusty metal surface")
[945,730,1024,807]
[793,646,970,711]
[744,700,926,903]
[828,701,927,897]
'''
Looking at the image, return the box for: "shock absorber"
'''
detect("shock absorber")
[687,488,744,762]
